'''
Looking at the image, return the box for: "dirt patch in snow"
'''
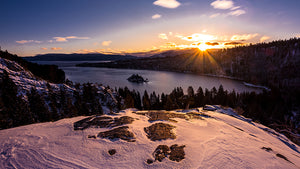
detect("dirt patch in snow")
[144,123,176,141]
[98,126,136,142]
[133,110,210,123]
[148,144,185,164]
[74,116,135,130]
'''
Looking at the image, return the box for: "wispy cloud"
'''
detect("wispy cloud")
[231,6,240,10]
[152,14,162,19]
[153,0,181,8]
[41,47,48,50]
[229,9,246,16]
[230,33,258,41]
[211,0,234,10]
[51,47,62,50]
[158,33,168,40]
[53,36,90,42]
[102,41,112,46]
[211,0,246,17]
[260,36,271,42]
[210,13,221,18]
[16,40,42,44]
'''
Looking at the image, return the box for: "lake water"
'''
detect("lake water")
[33,61,262,94]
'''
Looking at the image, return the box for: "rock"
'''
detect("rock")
[169,144,186,162]
[98,126,136,142]
[73,117,93,130]
[90,116,113,128]
[110,116,135,127]
[73,116,135,130]
[150,144,185,163]
[88,135,96,139]
[127,74,148,83]
[144,123,176,141]
[108,149,116,155]
[203,105,218,111]
[153,145,170,162]
[146,159,154,164]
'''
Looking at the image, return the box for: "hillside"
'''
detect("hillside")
[0,107,299,168]
[24,53,137,61]
[0,55,118,129]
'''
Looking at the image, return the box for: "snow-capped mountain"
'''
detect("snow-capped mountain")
[0,106,299,168]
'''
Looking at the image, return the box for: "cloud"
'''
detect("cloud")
[229,9,246,16]
[211,0,234,10]
[16,40,42,44]
[205,42,219,46]
[152,14,162,19]
[260,36,271,42]
[158,33,168,40]
[51,47,62,50]
[231,6,240,10]
[53,36,90,42]
[230,33,258,41]
[153,0,181,8]
[180,33,217,42]
[210,13,221,18]
[224,41,244,45]
[102,41,112,46]
[41,47,48,50]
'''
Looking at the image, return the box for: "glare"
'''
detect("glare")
[197,43,210,51]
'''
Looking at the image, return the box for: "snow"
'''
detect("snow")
[0,58,75,98]
[1,107,299,169]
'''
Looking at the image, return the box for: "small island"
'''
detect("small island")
[127,74,149,83]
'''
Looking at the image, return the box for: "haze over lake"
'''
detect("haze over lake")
[34,61,262,94]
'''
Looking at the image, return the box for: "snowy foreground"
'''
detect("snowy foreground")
[0,106,299,169]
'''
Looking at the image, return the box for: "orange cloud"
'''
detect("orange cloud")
[158,33,168,40]
[16,40,42,44]
[51,47,62,50]
[260,36,271,42]
[153,0,181,8]
[205,42,219,46]
[41,47,48,50]
[181,33,217,42]
[102,41,112,46]
[53,36,90,42]
[230,33,258,41]
[224,42,244,45]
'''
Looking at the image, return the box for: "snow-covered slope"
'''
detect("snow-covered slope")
[1,106,299,169]
[0,57,73,97]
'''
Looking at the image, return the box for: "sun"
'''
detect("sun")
[197,43,210,51]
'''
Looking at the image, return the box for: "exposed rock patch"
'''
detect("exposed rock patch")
[98,126,136,142]
[134,110,210,123]
[73,116,135,130]
[144,123,176,141]
[169,144,186,162]
[148,144,185,164]
[153,145,170,162]
[108,149,116,155]
[261,147,273,152]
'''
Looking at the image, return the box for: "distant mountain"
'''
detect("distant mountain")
[23,53,137,61]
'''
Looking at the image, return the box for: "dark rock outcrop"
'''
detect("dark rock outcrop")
[144,123,176,141]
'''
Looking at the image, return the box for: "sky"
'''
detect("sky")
[0,0,299,56]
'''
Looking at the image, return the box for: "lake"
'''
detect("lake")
[33,61,262,94]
